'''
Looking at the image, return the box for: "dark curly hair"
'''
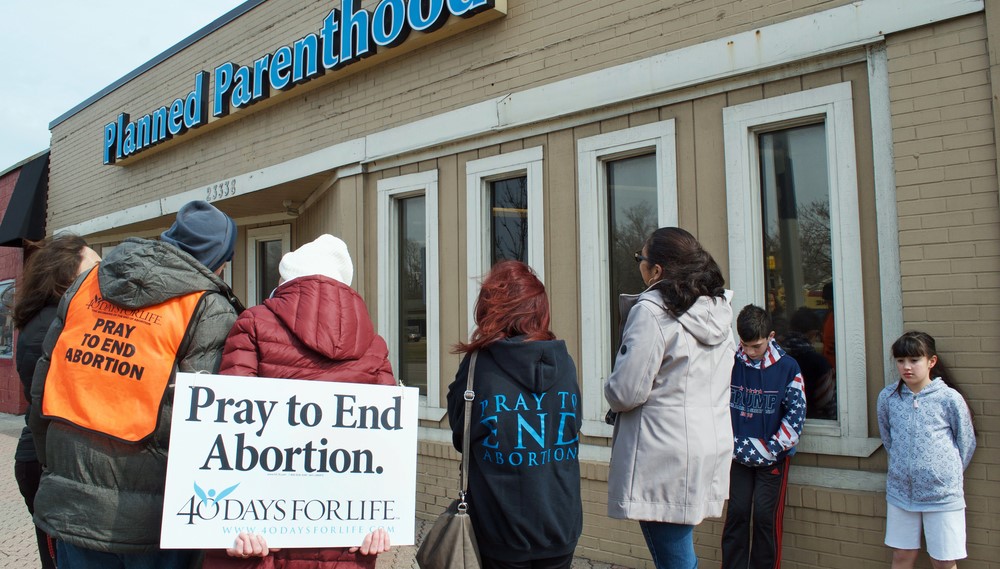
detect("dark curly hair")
[644,227,726,316]
[12,234,90,330]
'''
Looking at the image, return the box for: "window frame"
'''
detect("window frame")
[465,147,545,333]
[377,170,441,419]
[245,225,291,307]
[576,120,678,438]
[723,81,881,456]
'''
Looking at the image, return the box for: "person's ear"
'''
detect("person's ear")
[928,354,938,369]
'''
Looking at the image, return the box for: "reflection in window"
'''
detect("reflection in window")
[758,123,837,420]
[398,196,427,394]
[0,280,13,359]
[490,176,528,264]
[256,240,283,305]
[607,154,657,357]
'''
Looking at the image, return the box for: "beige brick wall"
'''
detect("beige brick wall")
[419,444,903,569]
[887,12,1000,569]
[47,0,857,230]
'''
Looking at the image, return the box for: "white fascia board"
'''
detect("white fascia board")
[60,0,982,236]
[364,99,503,162]
[497,0,983,129]
[58,201,164,238]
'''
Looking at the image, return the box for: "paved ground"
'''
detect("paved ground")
[0,413,626,569]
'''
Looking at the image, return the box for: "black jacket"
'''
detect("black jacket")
[447,337,582,562]
[14,304,57,463]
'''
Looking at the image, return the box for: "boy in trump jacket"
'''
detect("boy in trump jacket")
[722,305,805,569]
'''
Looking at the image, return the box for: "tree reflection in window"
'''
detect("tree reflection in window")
[398,196,427,394]
[490,176,528,264]
[607,154,657,359]
[758,123,837,420]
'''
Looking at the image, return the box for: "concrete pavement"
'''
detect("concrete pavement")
[0,413,626,569]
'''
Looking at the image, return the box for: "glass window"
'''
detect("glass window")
[607,154,657,357]
[758,124,837,420]
[256,240,283,305]
[398,195,427,395]
[246,226,290,308]
[577,119,678,436]
[377,170,440,416]
[490,176,528,264]
[724,82,881,456]
[0,280,14,359]
[465,147,545,334]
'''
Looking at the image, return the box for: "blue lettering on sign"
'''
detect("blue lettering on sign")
[102,72,207,164]
[478,390,579,468]
[101,0,497,164]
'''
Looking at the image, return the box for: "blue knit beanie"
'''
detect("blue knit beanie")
[160,201,236,271]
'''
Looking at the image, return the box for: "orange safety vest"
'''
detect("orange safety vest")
[43,267,206,443]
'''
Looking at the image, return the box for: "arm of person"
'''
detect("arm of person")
[177,293,239,374]
[876,389,892,453]
[763,367,806,460]
[218,310,260,377]
[28,290,76,466]
[445,354,471,453]
[604,302,665,413]
[949,393,976,470]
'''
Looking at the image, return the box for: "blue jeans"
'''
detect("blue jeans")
[639,521,698,569]
[56,541,195,569]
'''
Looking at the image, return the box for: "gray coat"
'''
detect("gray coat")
[605,289,735,525]
[29,237,239,553]
[877,378,976,512]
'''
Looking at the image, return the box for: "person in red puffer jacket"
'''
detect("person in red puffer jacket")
[203,234,395,569]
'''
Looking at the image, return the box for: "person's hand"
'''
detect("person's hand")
[349,528,391,555]
[226,532,280,558]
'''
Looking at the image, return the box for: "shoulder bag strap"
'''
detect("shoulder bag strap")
[459,351,478,508]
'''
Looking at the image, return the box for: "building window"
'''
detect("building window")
[246,225,290,307]
[0,280,14,359]
[489,176,528,264]
[577,120,677,437]
[378,170,440,418]
[466,147,544,331]
[724,82,880,456]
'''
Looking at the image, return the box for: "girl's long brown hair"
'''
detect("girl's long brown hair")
[12,234,89,330]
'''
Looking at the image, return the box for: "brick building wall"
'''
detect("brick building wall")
[0,168,25,414]
[887,13,1000,569]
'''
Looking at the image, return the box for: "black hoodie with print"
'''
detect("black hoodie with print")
[447,337,582,562]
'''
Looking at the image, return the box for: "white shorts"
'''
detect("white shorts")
[885,503,967,561]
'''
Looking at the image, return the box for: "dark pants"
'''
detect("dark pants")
[14,460,56,569]
[721,457,790,569]
[56,541,196,569]
[481,553,574,569]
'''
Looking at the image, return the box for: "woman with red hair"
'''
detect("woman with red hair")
[446,261,582,569]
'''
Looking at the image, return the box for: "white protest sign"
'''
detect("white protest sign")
[161,372,418,549]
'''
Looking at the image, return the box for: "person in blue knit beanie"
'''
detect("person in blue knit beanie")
[29,199,242,569]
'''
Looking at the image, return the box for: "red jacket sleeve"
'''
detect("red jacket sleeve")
[219,310,260,377]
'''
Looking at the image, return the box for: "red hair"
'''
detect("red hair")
[454,260,555,353]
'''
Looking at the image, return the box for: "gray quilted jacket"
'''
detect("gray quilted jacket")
[29,237,240,552]
[877,378,976,512]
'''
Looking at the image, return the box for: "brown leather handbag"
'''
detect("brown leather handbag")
[415,351,482,569]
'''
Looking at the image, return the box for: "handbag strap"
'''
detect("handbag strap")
[458,350,478,509]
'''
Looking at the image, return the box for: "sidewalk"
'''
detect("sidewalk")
[0,413,625,569]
